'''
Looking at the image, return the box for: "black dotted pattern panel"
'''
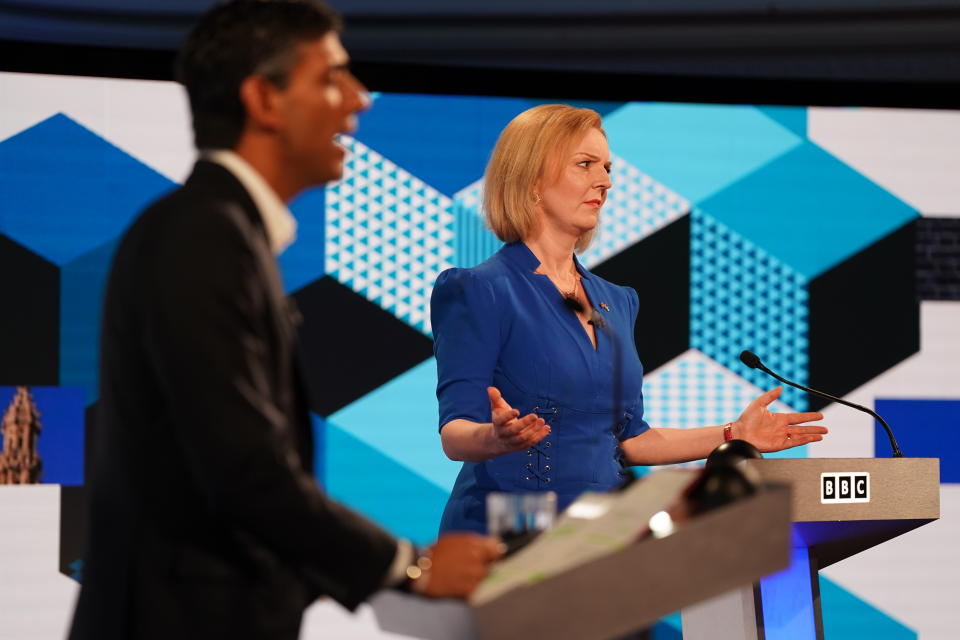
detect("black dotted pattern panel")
[916,217,960,300]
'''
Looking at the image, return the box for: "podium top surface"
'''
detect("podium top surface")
[745,457,939,523]
[744,457,940,567]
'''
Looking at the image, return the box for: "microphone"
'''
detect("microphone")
[588,310,606,329]
[561,291,627,484]
[561,294,607,328]
[739,350,904,458]
[562,293,584,313]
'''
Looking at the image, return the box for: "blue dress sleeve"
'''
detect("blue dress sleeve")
[620,285,652,441]
[431,268,502,431]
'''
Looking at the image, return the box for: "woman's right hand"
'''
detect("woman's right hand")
[487,386,551,455]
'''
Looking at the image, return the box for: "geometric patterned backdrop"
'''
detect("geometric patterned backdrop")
[1,71,958,639]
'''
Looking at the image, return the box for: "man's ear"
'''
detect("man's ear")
[239,75,284,133]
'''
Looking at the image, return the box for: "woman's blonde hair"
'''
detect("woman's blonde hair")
[484,104,605,253]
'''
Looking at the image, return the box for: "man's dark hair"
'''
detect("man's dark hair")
[176,0,342,150]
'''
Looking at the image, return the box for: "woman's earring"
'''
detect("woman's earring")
[533,192,542,204]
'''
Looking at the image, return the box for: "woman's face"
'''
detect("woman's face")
[535,127,612,239]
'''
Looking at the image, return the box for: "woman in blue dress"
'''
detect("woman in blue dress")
[431,104,828,534]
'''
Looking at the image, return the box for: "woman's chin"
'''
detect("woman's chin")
[578,216,599,233]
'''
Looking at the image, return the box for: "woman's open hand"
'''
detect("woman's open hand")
[732,386,828,452]
[487,386,551,455]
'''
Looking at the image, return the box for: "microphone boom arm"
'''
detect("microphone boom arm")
[741,351,904,458]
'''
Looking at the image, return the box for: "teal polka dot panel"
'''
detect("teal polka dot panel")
[642,349,795,432]
[691,209,809,410]
[325,136,455,335]
[578,154,690,269]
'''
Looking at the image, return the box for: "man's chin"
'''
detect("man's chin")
[311,155,345,186]
[324,160,345,184]
[322,145,347,182]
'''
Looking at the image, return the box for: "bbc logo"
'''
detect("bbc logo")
[821,472,870,504]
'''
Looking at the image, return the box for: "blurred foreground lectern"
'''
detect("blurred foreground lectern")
[467,470,793,640]
[682,458,940,640]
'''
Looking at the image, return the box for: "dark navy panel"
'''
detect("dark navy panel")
[875,398,960,478]
[0,233,59,385]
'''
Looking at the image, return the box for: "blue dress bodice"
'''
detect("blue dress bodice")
[432,242,650,534]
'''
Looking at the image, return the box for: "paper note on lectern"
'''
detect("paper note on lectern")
[470,470,697,606]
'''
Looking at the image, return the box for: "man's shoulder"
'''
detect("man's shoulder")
[130,162,256,241]
[111,163,263,281]
[145,161,250,218]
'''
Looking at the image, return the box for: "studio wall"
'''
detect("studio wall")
[1,70,958,638]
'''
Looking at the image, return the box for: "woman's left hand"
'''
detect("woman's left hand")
[732,386,828,452]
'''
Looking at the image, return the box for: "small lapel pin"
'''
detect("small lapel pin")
[600,302,610,312]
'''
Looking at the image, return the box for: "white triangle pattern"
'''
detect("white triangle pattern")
[579,153,690,268]
[325,136,455,334]
[642,348,795,467]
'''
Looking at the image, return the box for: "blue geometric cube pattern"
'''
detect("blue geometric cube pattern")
[602,102,803,204]
[0,113,174,266]
[323,418,452,545]
[352,93,534,196]
[326,358,461,493]
[59,239,119,404]
[691,209,809,410]
[281,186,327,293]
[579,153,690,268]
[325,136,455,334]
[0,75,947,637]
[698,141,918,280]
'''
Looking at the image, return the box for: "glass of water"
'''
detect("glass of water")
[486,491,557,551]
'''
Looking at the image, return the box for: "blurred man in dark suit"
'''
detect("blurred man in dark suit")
[68,2,501,639]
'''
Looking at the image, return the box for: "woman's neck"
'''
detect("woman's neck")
[523,228,578,276]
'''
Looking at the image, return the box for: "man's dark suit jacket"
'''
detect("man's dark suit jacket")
[69,161,397,640]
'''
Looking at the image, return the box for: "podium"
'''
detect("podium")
[682,458,940,640]
[468,470,793,640]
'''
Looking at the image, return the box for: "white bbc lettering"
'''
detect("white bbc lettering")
[821,472,871,504]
